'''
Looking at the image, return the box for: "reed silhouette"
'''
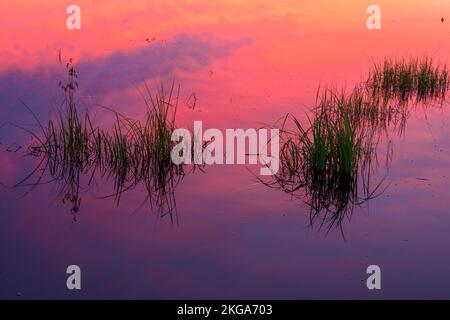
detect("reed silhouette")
[7,56,449,232]
[260,56,449,235]
[15,62,195,222]
[367,56,449,104]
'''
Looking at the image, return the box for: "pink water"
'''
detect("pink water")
[1,0,450,299]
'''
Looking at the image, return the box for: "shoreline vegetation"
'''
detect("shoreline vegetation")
[7,56,450,232]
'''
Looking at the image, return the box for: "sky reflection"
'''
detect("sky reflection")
[1,0,450,299]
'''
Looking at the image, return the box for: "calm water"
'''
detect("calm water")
[1,0,450,299]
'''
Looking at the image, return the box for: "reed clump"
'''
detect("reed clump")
[266,56,450,233]
[367,56,449,104]
[267,89,382,233]
[22,63,188,221]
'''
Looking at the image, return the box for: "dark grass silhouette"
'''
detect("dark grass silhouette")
[260,90,388,237]
[367,56,449,104]
[6,56,449,233]
[15,62,194,222]
[260,56,449,236]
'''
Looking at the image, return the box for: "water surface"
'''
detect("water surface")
[1,0,450,299]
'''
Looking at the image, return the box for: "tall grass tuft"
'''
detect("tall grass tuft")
[264,56,450,233]
[21,63,190,221]
[265,89,384,235]
[367,56,449,104]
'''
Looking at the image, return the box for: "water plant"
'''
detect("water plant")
[10,55,450,231]
[17,62,190,221]
[262,89,385,235]
[367,56,449,104]
[262,56,450,234]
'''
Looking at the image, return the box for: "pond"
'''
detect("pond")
[1,0,450,299]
